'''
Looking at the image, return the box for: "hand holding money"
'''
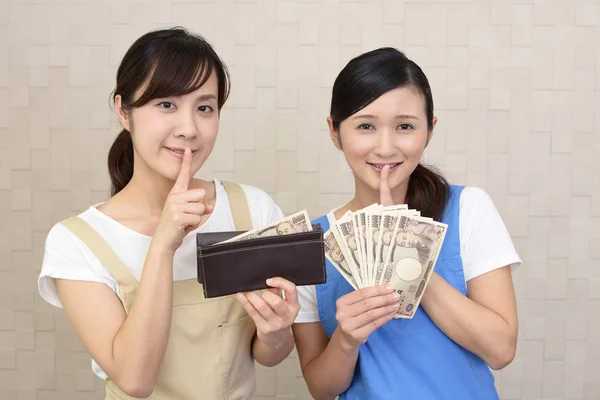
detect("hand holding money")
[324,169,448,319]
[335,285,400,351]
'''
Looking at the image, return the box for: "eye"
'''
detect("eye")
[358,123,374,130]
[157,101,175,110]
[198,105,214,113]
[397,123,413,130]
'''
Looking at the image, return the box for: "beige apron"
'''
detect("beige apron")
[61,181,257,400]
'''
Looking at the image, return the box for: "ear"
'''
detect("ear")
[327,116,342,150]
[426,116,437,146]
[115,94,131,132]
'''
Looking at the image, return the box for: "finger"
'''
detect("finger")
[352,310,396,340]
[261,290,288,317]
[379,164,393,206]
[182,214,204,232]
[338,285,393,307]
[236,293,267,326]
[266,278,299,307]
[245,291,277,321]
[338,303,397,334]
[179,202,207,217]
[346,292,400,318]
[172,148,193,193]
[174,188,206,203]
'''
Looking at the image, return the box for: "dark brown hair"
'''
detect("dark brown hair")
[108,27,231,196]
[330,47,449,221]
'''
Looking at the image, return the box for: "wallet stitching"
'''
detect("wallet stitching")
[320,237,326,282]
[200,239,323,257]
[199,251,209,296]
[198,229,322,251]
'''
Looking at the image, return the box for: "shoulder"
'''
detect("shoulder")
[39,210,119,308]
[44,211,94,254]
[238,183,279,208]
[458,186,496,209]
[455,186,522,281]
[217,180,284,226]
[457,186,505,229]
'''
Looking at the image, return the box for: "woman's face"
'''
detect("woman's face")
[117,71,220,182]
[329,86,435,200]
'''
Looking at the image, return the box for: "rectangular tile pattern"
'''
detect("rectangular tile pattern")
[1,0,599,399]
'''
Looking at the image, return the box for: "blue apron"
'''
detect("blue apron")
[315,185,499,399]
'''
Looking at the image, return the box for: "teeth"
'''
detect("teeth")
[372,163,398,169]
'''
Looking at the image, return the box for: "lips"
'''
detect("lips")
[166,147,197,159]
[166,147,197,154]
[368,162,402,172]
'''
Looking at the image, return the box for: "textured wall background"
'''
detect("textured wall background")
[1,0,599,399]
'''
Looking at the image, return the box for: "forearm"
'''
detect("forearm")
[112,247,174,392]
[301,328,359,400]
[252,328,295,367]
[420,272,517,369]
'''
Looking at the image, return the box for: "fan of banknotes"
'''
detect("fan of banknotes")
[323,204,448,319]
[218,210,313,243]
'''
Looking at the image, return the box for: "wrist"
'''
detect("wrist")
[258,328,292,349]
[148,241,176,258]
[332,328,360,355]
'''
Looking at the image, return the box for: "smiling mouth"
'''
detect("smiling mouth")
[367,162,402,171]
[166,147,197,155]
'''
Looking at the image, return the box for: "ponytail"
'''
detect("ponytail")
[406,163,449,222]
[107,129,134,196]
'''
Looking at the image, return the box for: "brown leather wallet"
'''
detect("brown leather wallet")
[196,224,327,298]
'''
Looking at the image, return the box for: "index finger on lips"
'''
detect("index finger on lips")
[172,148,193,193]
[379,164,393,206]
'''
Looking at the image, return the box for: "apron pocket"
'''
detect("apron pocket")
[218,315,257,400]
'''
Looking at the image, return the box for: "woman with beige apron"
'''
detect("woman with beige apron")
[37,27,300,399]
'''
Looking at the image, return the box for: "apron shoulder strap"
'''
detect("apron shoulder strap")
[220,181,253,231]
[61,216,137,287]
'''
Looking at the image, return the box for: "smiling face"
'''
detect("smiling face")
[116,72,220,182]
[329,85,436,200]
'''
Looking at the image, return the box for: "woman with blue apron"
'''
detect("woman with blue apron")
[292,47,521,400]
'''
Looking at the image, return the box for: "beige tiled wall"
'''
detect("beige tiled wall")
[1,0,599,399]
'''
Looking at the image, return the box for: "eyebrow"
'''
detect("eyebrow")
[352,114,420,120]
[196,93,218,102]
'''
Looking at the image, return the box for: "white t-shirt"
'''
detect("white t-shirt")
[295,186,522,323]
[38,179,284,379]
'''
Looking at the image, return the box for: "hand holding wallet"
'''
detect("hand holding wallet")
[196,211,327,298]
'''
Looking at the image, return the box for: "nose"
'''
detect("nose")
[174,110,199,139]
[373,128,396,158]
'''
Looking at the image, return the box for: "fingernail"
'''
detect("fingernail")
[236,293,244,299]
[392,303,400,309]
[392,292,400,300]
[385,285,393,291]
[266,278,273,285]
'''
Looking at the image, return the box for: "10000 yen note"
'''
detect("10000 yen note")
[219,210,312,243]
[366,212,379,286]
[380,216,447,318]
[323,230,358,290]
[332,217,365,287]
[357,204,379,286]
[373,213,400,286]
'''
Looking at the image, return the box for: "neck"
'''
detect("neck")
[121,163,181,215]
